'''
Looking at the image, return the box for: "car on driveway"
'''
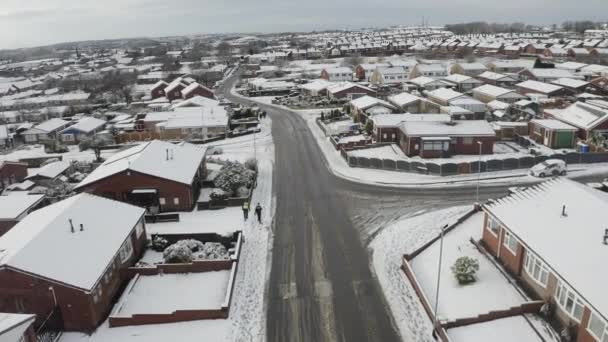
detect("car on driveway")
[529,159,567,178]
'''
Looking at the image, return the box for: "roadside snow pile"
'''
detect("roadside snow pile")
[369,205,472,342]
[162,239,230,263]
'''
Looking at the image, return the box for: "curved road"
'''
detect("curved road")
[216,69,607,342]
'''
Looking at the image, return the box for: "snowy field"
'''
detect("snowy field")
[146,207,243,237]
[61,116,275,342]
[113,271,230,316]
[410,212,527,320]
[447,316,546,342]
[369,206,472,341]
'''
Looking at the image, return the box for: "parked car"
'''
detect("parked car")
[529,159,567,178]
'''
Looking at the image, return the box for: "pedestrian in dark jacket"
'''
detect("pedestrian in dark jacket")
[242,201,249,221]
[255,203,262,223]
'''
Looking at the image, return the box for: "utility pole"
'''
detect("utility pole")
[476,141,483,204]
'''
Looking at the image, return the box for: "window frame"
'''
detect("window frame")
[486,216,500,236]
[503,230,518,255]
[555,281,585,322]
[523,252,549,288]
[588,311,608,342]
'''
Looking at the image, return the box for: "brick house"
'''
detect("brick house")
[544,100,608,140]
[528,119,578,149]
[450,62,487,77]
[326,82,376,100]
[355,63,389,81]
[476,71,519,88]
[0,313,36,342]
[398,120,496,158]
[164,79,189,101]
[349,96,396,123]
[22,119,72,144]
[481,179,608,342]
[516,80,574,98]
[320,67,353,82]
[59,117,106,144]
[181,82,215,100]
[150,80,169,99]
[75,140,207,213]
[0,194,45,237]
[370,114,450,143]
[0,193,146,332]
[0,162,28,190]
[472,84,527,104]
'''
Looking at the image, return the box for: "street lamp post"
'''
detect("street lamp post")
[433,224,449,339]
[475,141,483,204]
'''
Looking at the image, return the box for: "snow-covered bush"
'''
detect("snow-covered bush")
[244,158,258,172]
[214,161,256,196]
[163,243,193,263]
[210,189,229,201]
[193,242,230,260]
[178,239,205,252]
[451,256,479,285]
[151,235,169,252]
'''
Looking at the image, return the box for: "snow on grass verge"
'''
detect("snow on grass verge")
[369,206,472,342]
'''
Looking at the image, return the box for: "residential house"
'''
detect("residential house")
[519,68,576,82]
[543,47,568,58]
[75,140,206,212]
[0,193,146,332]
[407,76,451,91]
[486,59,535,74]
[589,77,608,95]
[0,313,36,342]
[550,78,591,94]
[349,96,396,123]
[299,79,333,97]
[0,162,28,190]
[426,88,468,106]
[370,66,408,85]
[528,119,578,149]
[0,194,45,236]
[370,114,450,143]
[320,67,353,82]
[450,62,488,77]
[181,82,214,100]
[481,179,608,342]
[22,118,72,144]
[477,71,519,88]
[568,48,592,59]
[556,62,589,72]
[544,100,608,140]
[25,161,71,183]
[442,74,483,92]
[472,84,527,104]
[59,117,106,144]
[355,63,389,81]
[326,82,376,100]
[516,80,573,98]
[164,78,189,101]
[150,80,168,99]
[388,92,426,113]
[398,120,496,158]
[409,64,447,79]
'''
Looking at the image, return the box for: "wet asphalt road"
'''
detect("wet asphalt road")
[216,69,606,342]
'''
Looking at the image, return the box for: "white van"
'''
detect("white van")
[529,159,567,178]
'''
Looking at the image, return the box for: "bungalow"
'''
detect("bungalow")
[388,59,418,74]
[442,74,483,92]
[164,78,189,101]
[426,88,468,106]
[550,78,591,94]
[369,66,408,85]
[481,179,608,342]
[543,47,568,58]
[22,118,72,144]
[326,82,376,100]
[0,194,45,236]
[486,59,535,74]
[181,82,214,100]
[590,77,608,95]
[472,84,527,104]
[75,140,206,212]
[523,43,548,55]
[409,64,447,79]
[556,62,589,72]
[150,80,168,99]
[370,114,450,143]
[0,193,146,332]
[544,100,608,140]
[398,119,496,158]
[477,71,519,88]
[528,119,578,149]
[320,67,353,82]
[516,80,573,98]
[0,313,36,342]
[568,48,592,59]
[355,63,389,81]
[25,161,71,183]
[299,79,333,97]
[450,62,488,77]
[407,76,452,91]
[0,162,28,190]
[519,68,576,83]
[349,95,396,123]
[59,117,106,144]
[388,92,425,112]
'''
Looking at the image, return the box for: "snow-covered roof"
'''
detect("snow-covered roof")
[350,95,395,111]
[181,82,213,97]
[478,71,516,81]
[530,119,578,130]
[30,118,70,133]
[551,78,589,89]
[473,84,518,98]
[326,81,373,94]
[372,113,450,127]
[376,66,407,76]
[443,74,481,84]
[0,313,35,340]
[388,92,422,107]
[0,193,145,290]
[61,117,106,134]
[25,161,70,180]
[517,80,564,94]
[427,88,465,102]
[0,194,44,220]
[400,120,496,137]
[408,76,448,87]
[454,62,487,71]
[76,140,206,189]
[556,62,588,71]
[487,100,510,111]
[323,67,352,74]
[485,179,608,319]
[525,68,575,80]
[299,79,332,92]
[545,100,608,130]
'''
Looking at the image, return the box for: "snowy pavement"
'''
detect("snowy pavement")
[447,316,546,342]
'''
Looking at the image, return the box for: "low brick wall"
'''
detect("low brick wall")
[444,301,544,329]
[109,308,228,327]
[125,259,233,277]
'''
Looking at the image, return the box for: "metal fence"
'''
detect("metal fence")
[345,152,608,177]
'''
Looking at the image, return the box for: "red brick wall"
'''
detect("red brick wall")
[576,307,598,342]
[497,229,524,276]
[481,213,500,256]
[166,85,185,101]
[0,162,28,188]
[375,127,400,143]
[320,70,329,80]
[400,136,495,157]
[150,85,166,99]
[109,309,228,327]
[77,170,197,212]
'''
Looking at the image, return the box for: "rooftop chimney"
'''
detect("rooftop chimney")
[604,229,608,245]
[561,205,567,217]
[69,219,75,233]
[80,224,84,232]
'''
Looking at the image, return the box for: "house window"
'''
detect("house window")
[503,231,518,254]
[62,134,75,142]
[555,281,585,322]
[391,133,396,139]
[486,216,500,236]
[118,238,133,263]
[173,197,180,205]
[382,133,387,139]
[463,137,474,145]
[159,197,166,205]
[523,252,549,287]
[422,141,447,151]
[135,220,144,238]
[588,311,608,341]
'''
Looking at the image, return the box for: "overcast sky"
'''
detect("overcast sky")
[1,0,606,49]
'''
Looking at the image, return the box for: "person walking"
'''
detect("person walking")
[255,203,262,223]
[242,201,249,221]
